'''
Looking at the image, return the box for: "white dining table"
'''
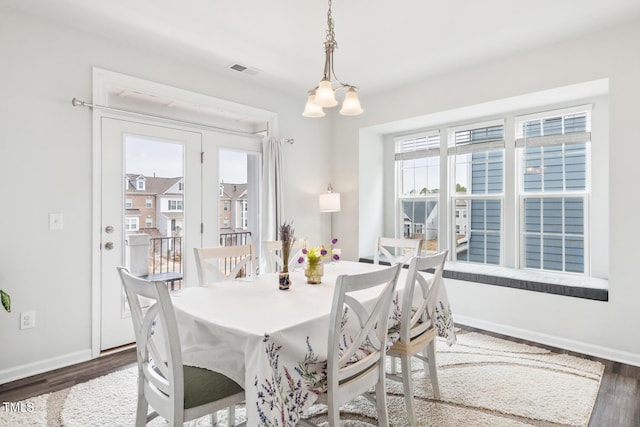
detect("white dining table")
[171,261,455,427]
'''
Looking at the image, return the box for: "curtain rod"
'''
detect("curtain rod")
[71,97,278,139]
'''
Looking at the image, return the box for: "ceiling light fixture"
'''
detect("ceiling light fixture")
[302,0,363,118]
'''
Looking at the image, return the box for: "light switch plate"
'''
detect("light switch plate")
[49,213,63,230]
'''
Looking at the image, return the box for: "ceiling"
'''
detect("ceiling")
[5,0,640,101]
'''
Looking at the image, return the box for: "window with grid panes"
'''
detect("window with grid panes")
[395,132,440,253]
[516,106,590,274]
[449,121,504,265]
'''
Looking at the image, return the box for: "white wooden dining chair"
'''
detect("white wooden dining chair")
[194,244,256,285]
[263,240,302,273]
[116,267,246,427]
[300,263,402,427]
[373,236,423,266]
[386,250,448,426]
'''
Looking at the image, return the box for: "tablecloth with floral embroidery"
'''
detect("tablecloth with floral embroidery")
[172,261,455,427]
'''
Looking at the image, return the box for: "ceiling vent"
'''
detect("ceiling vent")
[228,63,260,76]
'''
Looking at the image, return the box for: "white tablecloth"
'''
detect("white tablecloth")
[171,261,455,426]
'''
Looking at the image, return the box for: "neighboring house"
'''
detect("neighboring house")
[219,182,248,233]
[125,174,184,237]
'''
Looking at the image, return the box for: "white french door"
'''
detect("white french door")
[99,117,202,351]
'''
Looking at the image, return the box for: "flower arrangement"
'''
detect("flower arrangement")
[297,237,340,267]
[279,221,296,275]
[298,245,328,269]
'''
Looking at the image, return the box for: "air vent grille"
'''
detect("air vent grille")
[228,63,260,76]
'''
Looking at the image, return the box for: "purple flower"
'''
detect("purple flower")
[297,256,304,264]
[302,248,308,255]
[320,248,327,256]
[333,254,340,261]
[331,238,338,245]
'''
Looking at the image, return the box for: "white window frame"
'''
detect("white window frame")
[391,104,598,276]
[447,119,505,266]
[515,105,592,275]
[125,217,139,231]
[394,131,441,253]
[168,199,183,211]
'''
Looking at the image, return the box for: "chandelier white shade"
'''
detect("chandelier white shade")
[302,0,363,118]
[303,90,326,117]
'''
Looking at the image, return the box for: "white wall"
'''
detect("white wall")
[0,11,332,380]
[333,19,640,365]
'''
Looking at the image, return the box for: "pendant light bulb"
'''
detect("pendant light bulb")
[314,79,338,107]
[339,87,364,116]
[302,91,325,117]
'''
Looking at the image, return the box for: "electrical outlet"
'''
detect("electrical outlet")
[20,311,36,330]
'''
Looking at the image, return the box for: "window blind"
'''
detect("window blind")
[395,132,440,160]
[448,124,505,155]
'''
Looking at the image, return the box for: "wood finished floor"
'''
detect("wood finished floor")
[1,327,638,426]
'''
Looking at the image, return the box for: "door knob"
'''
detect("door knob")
[104,242,114,250]
[105,225,114,234]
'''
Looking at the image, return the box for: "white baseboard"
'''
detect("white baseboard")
[454,314,640,367]
[0,349,92,385]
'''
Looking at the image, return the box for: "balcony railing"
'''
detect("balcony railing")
[132,233,251,290]
[220,231,251,247]
[148,236,183,290]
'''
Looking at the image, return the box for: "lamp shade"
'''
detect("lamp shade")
[302,93,325,117]
[314,80,338,107]
[319,191,341,212]
[339,87,363,116]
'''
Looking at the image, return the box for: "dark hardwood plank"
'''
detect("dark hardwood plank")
[0,347,136,402]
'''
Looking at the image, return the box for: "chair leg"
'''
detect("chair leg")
[424,341,440,399]
[327,401,341,427]
[400,355,417,426]
[228,405,236,427]
[135,377,149,427]
[390,355,398,374]
[376,363,390,427]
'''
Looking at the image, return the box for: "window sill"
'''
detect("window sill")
[358,256,608,301]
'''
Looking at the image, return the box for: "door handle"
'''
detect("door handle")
[104,242,114,250]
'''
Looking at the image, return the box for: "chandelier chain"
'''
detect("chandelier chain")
[325,0,337,48]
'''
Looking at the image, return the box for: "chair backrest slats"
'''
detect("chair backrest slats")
[328,264,402,391]
[399,251,448,344]
[373,237,423,266]
[117,266,185,421]
[194,244,256,285]
[263,240,303,273]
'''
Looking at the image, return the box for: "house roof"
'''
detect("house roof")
[126,174,182,196]
[221,183,247,200]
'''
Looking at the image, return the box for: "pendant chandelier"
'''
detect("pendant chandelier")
[302,0,363,118]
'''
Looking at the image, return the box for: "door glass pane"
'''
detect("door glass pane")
[219,149,252,247]
[125,136,184,291]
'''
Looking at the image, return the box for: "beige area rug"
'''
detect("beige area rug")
[1,331,604,427]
